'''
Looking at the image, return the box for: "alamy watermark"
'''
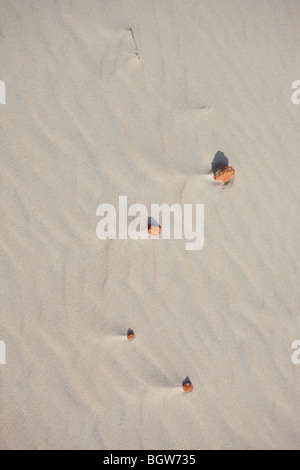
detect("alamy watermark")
[0,80,6,104]
[291,80,300,105]
[0,340,6,365]
[96,196,204,251]
[291,340,300,365]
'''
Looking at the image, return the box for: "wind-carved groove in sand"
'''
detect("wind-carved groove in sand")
[190,105,210,112]
[129,28,140,60]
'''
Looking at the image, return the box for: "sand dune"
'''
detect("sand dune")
[0,0,300,450]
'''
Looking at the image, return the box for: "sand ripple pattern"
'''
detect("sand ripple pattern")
[0,0,300,449]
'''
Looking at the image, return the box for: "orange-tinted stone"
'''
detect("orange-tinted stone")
[148,225,162,235]
[213,165,235,182]
[183,382,193,392]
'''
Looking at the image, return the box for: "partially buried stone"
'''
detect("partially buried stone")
[148,225,161,236]
[213,165,235,183]
[127,329,135,341]
[182,381,193,392]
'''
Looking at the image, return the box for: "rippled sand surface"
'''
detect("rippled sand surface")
[1,0,300,449]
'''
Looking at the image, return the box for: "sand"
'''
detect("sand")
[1,0,300,450]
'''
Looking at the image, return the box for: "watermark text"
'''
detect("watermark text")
[0,80,6,104]
[291,80,300,104]
[0,340,6,364]
[96,196,204,251]
[291,340,300,365]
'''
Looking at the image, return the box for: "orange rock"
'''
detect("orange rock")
[183,382,193,393]
[127,329,135,341]
[213,165,235,182]
[148,225,161,236]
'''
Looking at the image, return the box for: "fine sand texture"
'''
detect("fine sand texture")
[1,0,300,450]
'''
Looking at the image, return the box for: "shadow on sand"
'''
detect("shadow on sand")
[182,376,192,387]
[147,216,161,230]
[211,151,229,173]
